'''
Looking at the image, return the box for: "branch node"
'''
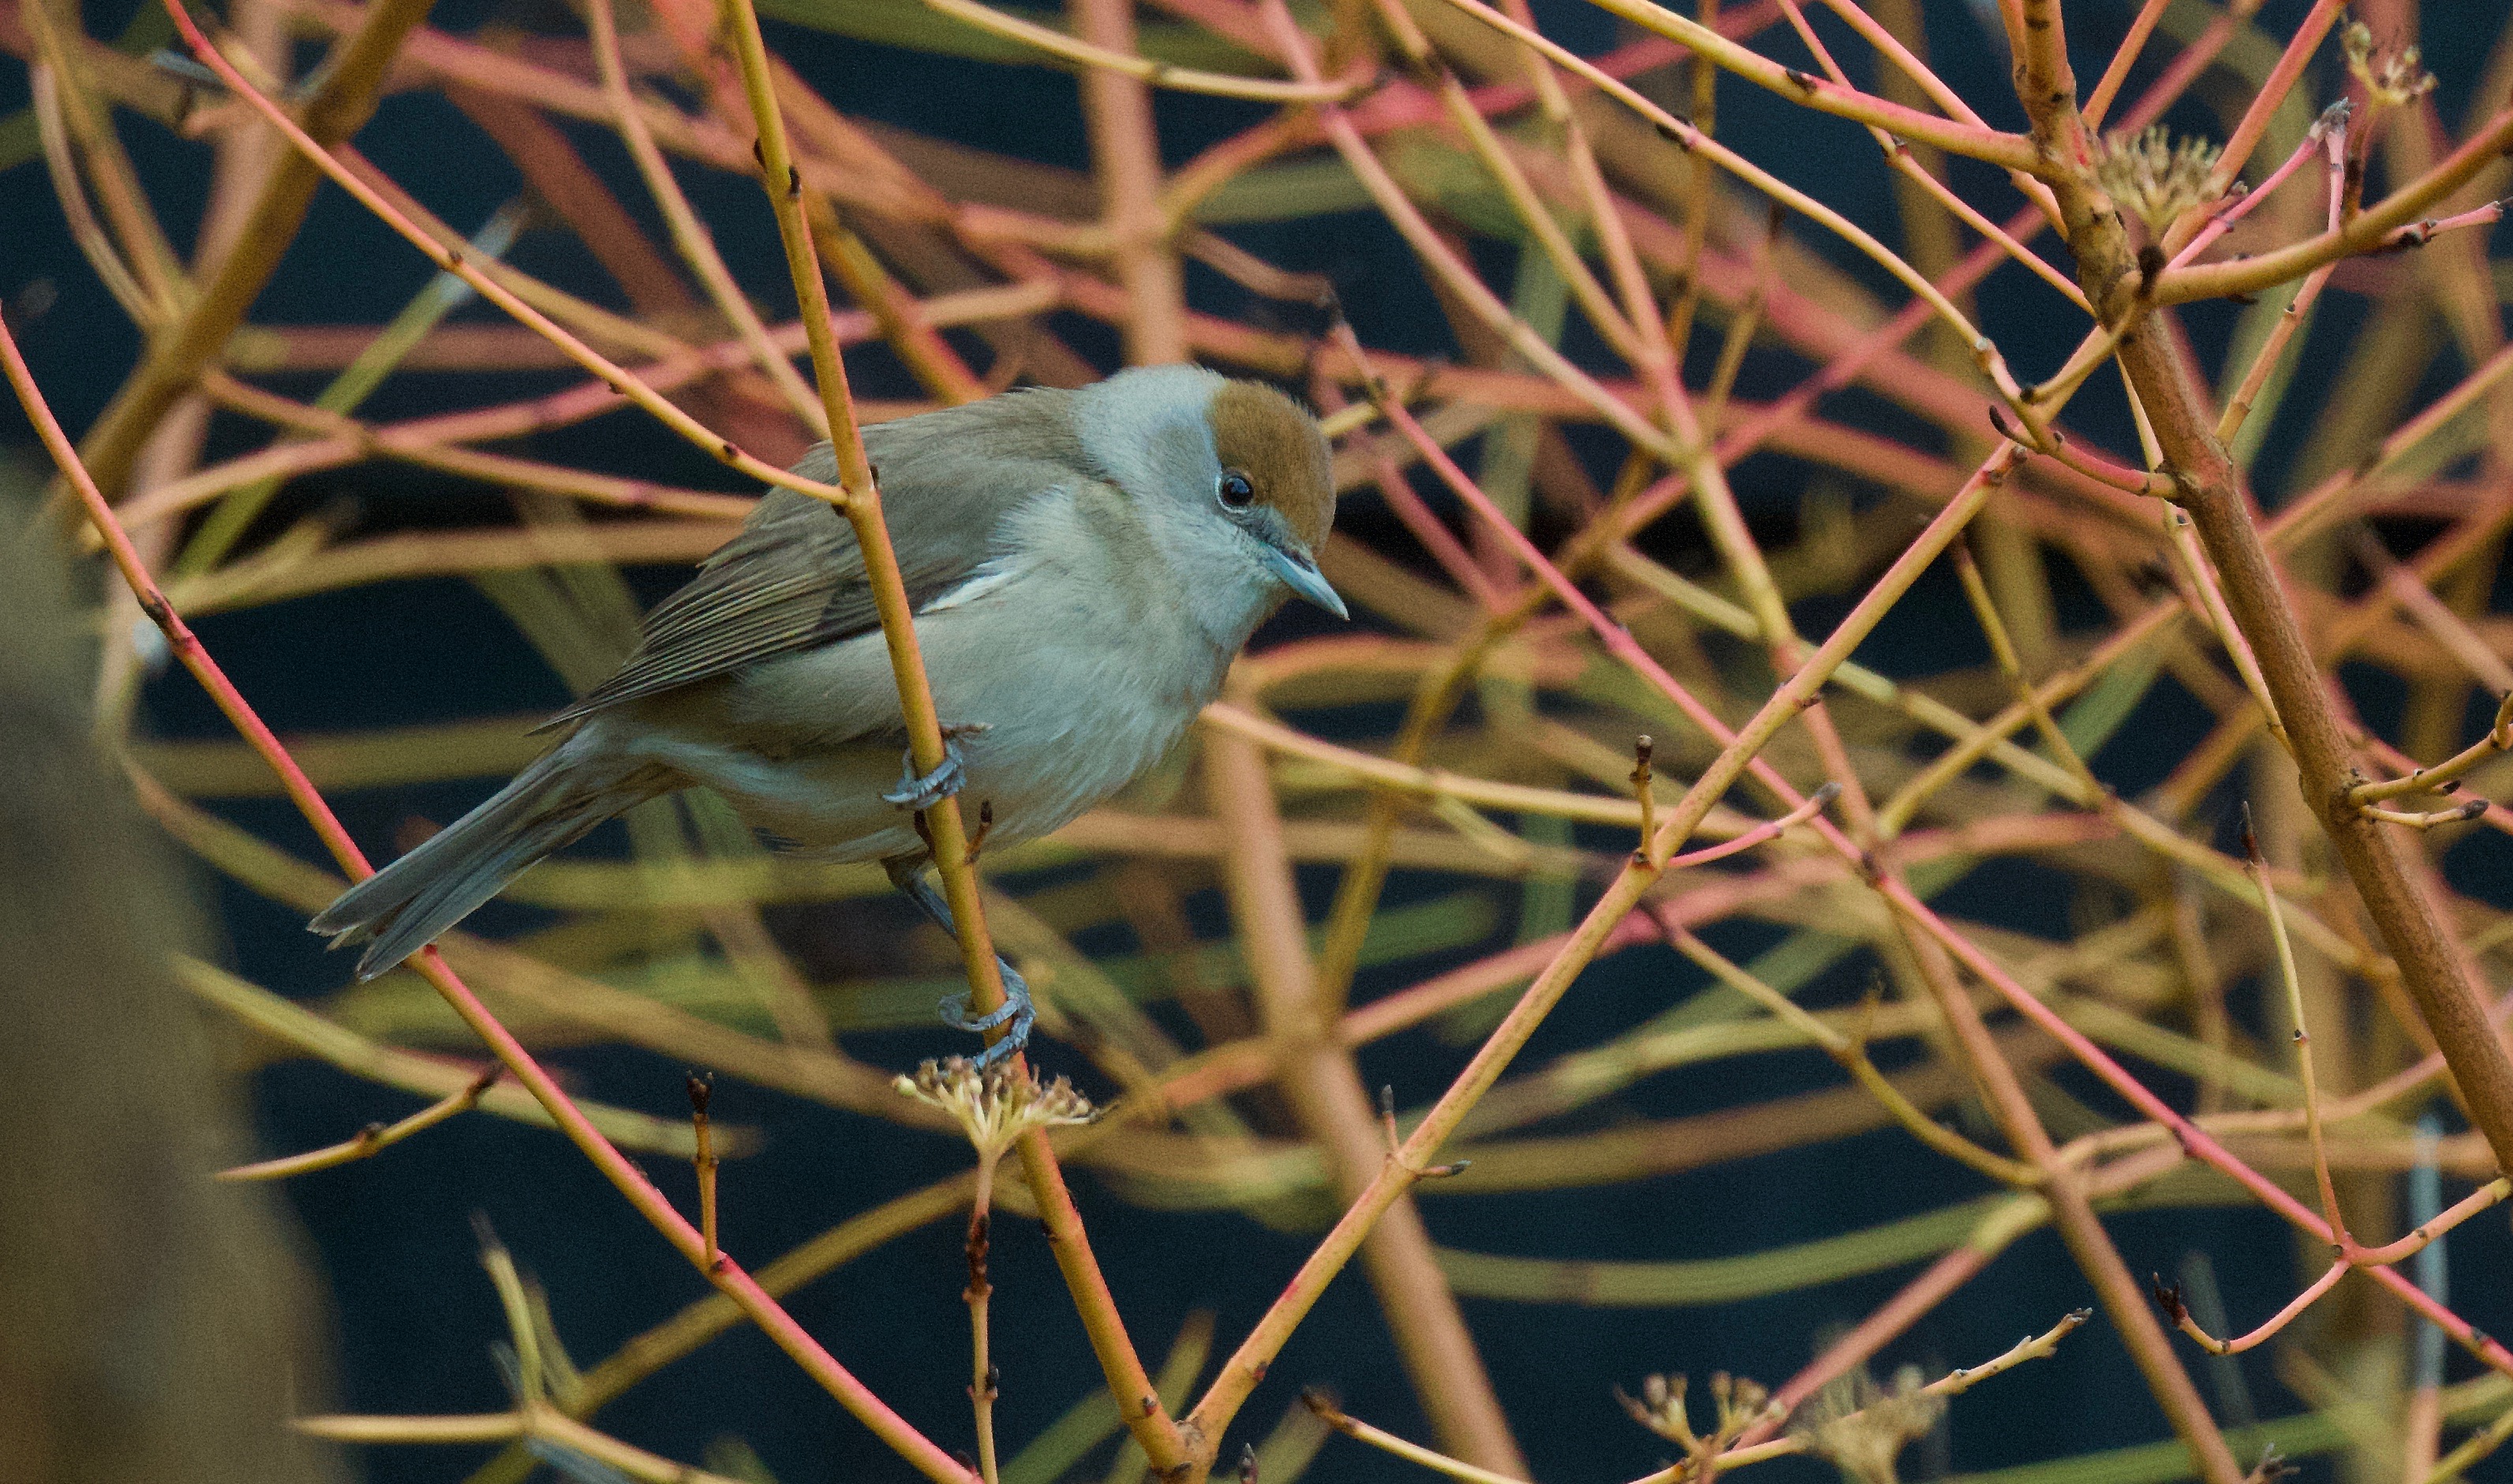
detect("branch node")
[2149,1273,2187,1324]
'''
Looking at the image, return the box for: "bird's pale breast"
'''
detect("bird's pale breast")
[600,481,1241,864]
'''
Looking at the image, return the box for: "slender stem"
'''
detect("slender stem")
[77,0,437,501]
[1950,541,2100,796]
[1206,702,1687,828]
[1072,0,1189,363]
[2154,107,2513,306]
[805,202,990,406]
[713,4,1178,1466]
[153,0,856,505]
[1698,219,1778,435]
[2081,0,2171,126]
[2163,508,2290,749]
[690,1076,721,1265]
[920,0,1363,99]
[2171,1260,2349,1355]
[17,0,187,316]
[584,0,826,432]
[1303,1392,1531,1484]
[2111,306,2513,1182]
[967,1202,1000,1484]
[1415,58,1644,364]
[1207,716,1528,1474]
[0,285,972,1484]
[2350,693,2513,804]
[28,66,161,326]
[218,1069,499,1181]
[2241,810,2348,1243]
[1662,791,1833,868]
[297,1413,526,1445]
[306,1407,757,1484]
[2354,1179,2511,1267]
[1571,0,2043,170]
[1659,921,2040,1185]
[2216,115,2348,442]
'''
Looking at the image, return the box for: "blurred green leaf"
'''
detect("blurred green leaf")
[754,0,1262,73]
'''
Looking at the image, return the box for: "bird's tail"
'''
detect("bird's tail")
[309,741,661,980]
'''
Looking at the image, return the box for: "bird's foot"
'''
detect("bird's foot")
[881,724,990,810]
[940,959,1034,1067]
[888,859,1035,1065]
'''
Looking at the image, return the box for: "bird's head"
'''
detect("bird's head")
[1077,366,1346,627]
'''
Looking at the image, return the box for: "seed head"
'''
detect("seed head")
[896,1057,1098,1164]
[1788,1365,1946,1484]
[1617,1372,1695,1445]
[2343,21,2436,110]
[1617,1371,1774,1454]
[2092,126,2223,237]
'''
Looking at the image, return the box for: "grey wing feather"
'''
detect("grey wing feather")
[538,390,1091,731]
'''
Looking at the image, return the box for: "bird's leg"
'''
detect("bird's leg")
[884,858,1034,1063]
[881,723,991,809]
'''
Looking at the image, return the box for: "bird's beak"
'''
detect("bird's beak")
[1258,537,1349,619]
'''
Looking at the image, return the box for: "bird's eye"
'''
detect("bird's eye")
[1218,470,1256,509]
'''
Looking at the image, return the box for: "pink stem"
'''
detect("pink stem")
[1881,878,2513,1379]
[2198,1261,2349,1354]
[0,160,971,1484]
[1665,784,1840,867]
[1359,329,2513,1385]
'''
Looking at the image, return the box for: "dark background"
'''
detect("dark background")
[5,0,2511,1479]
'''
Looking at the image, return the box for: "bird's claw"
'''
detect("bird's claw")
[884,737,967,809]
[940,959,1034,1066]
[881,725,991,810]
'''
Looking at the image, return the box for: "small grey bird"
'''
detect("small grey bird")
[311,364,1344,1059]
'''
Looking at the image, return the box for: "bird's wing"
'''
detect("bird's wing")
[539,391,1089,730]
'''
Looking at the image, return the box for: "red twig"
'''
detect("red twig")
[0,207,974,1484]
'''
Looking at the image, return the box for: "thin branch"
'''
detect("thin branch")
[1,264,972,1484]
[584,0,826,432]
[154,0,858,506]
[1427,0,2035,417]
[217,1069,500,1180]
[1303,1390,1531,1484]
[1633,1310,2095,1479]
[1570,0,2043,170]
[1659,921,2040,1185]
[712,2,1179,1464]
[919,0,1367,100]
[2154,107,2513,305]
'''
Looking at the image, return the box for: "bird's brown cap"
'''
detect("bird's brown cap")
[1210,380,1337,551]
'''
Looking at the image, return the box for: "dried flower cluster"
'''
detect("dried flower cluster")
[1618,1370,1774,1456]
[2343,20,2437,110]
[896,1056,1100,1166]
[1787,1366,1946,1484]
[2091,125,2224,236]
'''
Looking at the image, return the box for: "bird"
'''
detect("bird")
[309,364,1345,1061]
